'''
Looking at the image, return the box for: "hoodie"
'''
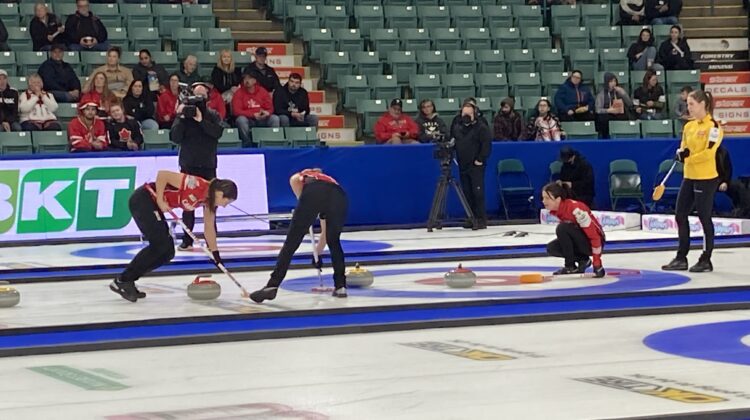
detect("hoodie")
[272,83,311,120]
[657,37,694,70]
[554,77,595,115]
[595,72,634,115]
[38,58,82,93]
[64,11,108,44]
[493,97,527,141]
[207,88,226,121]
[0,85,19,124]
[374,112,419,144]
[156,88,179,125]
[231,84,274,119]
[627,30,656,64]
[415,112,448,143]
[122,84,155,123]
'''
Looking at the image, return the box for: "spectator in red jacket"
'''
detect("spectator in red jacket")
[156,73,180,128]
[231,72,279,147]
[68,101,107,152]
[374,99,419,144]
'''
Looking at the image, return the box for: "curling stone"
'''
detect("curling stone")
[444,264,476,289]
[0,281,20,308]
[187,276,221,300]
[346,263,374,288]
[519,273,544,284]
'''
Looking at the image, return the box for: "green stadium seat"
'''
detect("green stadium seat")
[417,50,448,74]
[610,120,642,139]
[418,6,451,28]
[351,51,383,76]
[288,5,319,37]
[370,29,400,54]
[512,5,543,28]
[0,52,16,76]
[401,28,432,51]
[462,27,492,50]
[536,48,564,73]
[0,4,19,26]
[172,28,202,57]
[369,75,400,103]
[570,49,600,79]
[120,51,140,68]
[388,50,418,85]
[357,99,388,136]
[218,128,242,149]
[622,25,651,46]
[184,4,216,29]
[562,121,598,140]
[320,51,353,86]
[596,71,630,94]
[195,51,220,75]
[592,26,623,50]
[667,70,701,95]
[451,5,484,28]
[130,27,161,52]
[506,49,535,73]
[19,3,40,26]
[516,95,542,119]
[232,51,252,69]
[32,131,68,154]
[652,24,674,43]
[384,0,413,4]
[339,75,370,110]
[354,5,384,37]
[54,3,77,20]
[321,5,350,30]
[492,27,522,50]
[384,5,418,29]
[508,72,542,97]
[412,0,440,4]
[410,74,442,102]
[303,28,337,62]
[286,126,319,147]
[0,132,33,155]
[152,4,185,36]
[600,48,629,73]
[442,73,475,100]
[432,28,462,51]
[255,127,290,148]
[522,26,552,50]
[56,103,79,121]
[433,97,461,115]
[8,77,26,91]
[561,27,590,55]
[476,49,506,74]
[550,5,581,36]
[542,71,570,98]
[609,159,646,211]
[582,3,612,27]
[205,28,234,52]
[143,129,173,150]
[90,3,121,27]
[475,73,508,98]
[483,5,513,28]
[7,27,32,51]
[123,3,153,31]
[59,52,81,75]
[641,119,675,138]
[333,29,364,53]
[17,51,47,76]
[446,50,477,74]
[107,27,128,50]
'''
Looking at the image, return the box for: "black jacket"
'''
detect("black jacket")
[122,92,155,123]
[211,66,242,94]
[132,62,169,92]
[272,83,310,118]
[415,113,448,143]
[627,37,655,65]
[560,153,595,203]
[243,62,281,92]
[38,58,82,93]
[0,87,19,124]
[106,117,143,151]
[0,18,7,51]
[30,15,64,51]
[645,0,682,20]
[716,145,732,186]
[64,12,108,44]
[657,38,694,70]
[169,105,223,169]
[177,69,201,87]
[451,118,492,169]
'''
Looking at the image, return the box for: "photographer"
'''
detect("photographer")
[169,84,224,251]
[452,100,491,230]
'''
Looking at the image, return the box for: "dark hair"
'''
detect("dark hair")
[138,49,152,58]
[642,69,658,88]
[107,46,121,58]
[542,182,573,200]
[638,28,653,45]
[680,85,694,94]
[419,99,435,116]
[207,179,238,210]
[125,78,150,100]
[288,72,302,82]
[571,70,583,78]
[670,25,682,35]
[688,89,715,115]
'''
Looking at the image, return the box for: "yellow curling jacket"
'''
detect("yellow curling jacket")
[681,114,724,180]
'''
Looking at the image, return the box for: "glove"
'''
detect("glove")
[675,148,691,162]
[211,250,223,268]
[311,254,323,270]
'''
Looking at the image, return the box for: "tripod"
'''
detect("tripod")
[426,158,476,232]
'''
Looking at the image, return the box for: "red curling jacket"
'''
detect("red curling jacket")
[551,199,605,264]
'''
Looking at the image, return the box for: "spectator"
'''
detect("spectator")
[628,28,663,71]
[526,99,565,141]
[619,0,646,25]
[646,0,682,25]
[595,72,634,139]
[68,101,107,152]
[415,99,448,143]
[80,71,115,119]
[231,73,279,147]
[657,25,694,70]
[106,102,143,151]
[211,49,242,103]
[452,101,491,229]
[558,146,595,208]
[86,46,134,99]
[374,99,419,145]
[131,49,169,95]
[38,44,81,103]
[633,69,666,120]
[0,17,7,51]
[716,146,750,218]
[450,97,490,128]
[156,73,180,129]
[555,70,595,122]
[123,79,157,130]
[244,47,280,93]
[30,3,65,52]
[64,0,108,52]
[18,73,61,131]
[273,72,317,128]
[493,97,527,141]
[0,70,20,132]
[674,85,693,121]
[192,79,226,124]
[178,55,201,86]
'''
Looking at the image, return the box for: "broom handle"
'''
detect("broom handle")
[660,161,678,187]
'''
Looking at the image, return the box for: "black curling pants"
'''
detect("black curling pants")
[180,166,217,246]
[547,223,592,267]
[675,178,720,260]
[267,181,348,289]
[459,164,487,222]
[120,186,176,283]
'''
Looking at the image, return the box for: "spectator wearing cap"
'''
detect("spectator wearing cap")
[554,70,595,122]
[558,147,595,208]
[30,3,65,52]
[232,72,279,147]
[18,73,61,132]
[64,0,109,52]
[211,49,242,103]
[243,47,281,93]
[493,97,527,141]
[450,97,489,128]
[0,17,7,52]
[106,102,143,151]
[0,70,21,132]
[192,79,226,124]
[38,44,81,103]
[123,79,157,130]
[178,55,201,87]
[68,101,107,152]
[374,99,419,144]
[132,49,169,95]
[157,73,181,129]
[85,46,134,99]
[273,72,317,128]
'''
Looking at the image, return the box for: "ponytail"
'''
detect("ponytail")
[206,178,238,210]
[689,89,715,116]
[542,182,574,201]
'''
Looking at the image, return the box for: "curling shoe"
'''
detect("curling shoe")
[577,257,592,273]
[177,241,193,251]
[250,287,278,303]
[332,287,348,298]
[110,279,139,302]
[661,258,688,271]
[689,255,713,273]
[462,219,474,229]
[133,284,147,299]
[553,266,579,275]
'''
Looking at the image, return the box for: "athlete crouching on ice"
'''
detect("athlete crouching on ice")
[542,182,606,278]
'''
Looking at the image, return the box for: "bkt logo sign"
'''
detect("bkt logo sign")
[0,167,135,234]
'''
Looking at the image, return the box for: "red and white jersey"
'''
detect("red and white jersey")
[552,199,605,256]
[298,169,339,185]
[149,174,210,211]
[67,116,108,152]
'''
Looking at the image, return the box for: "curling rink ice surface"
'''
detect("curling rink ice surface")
[1,224,750,419]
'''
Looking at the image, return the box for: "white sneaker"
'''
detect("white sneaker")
[332,287,347,298]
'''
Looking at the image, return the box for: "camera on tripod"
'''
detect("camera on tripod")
[178,83,206,119]
[432,134,455,162]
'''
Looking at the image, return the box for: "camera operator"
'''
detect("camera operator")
[452,100,491,230]
[169,83,224,251]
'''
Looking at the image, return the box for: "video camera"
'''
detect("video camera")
[178,83,207,119]
[432,133,455,163]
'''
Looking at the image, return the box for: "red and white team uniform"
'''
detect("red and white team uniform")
[551,199,605,266]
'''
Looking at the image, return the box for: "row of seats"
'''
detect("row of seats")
[0,127,320,155]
